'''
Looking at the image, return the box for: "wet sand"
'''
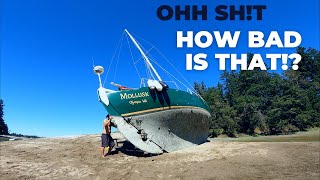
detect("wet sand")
[1,132,319,179]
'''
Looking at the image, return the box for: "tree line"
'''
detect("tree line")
[0,99,9,135]
[194,47,320,137]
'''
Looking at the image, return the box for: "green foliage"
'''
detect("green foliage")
[9,133,41,138]
[0,99,9,135]
[196,47,320,137]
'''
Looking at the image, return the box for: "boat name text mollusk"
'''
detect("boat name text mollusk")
[120,92,150,100]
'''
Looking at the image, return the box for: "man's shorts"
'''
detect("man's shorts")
[101,134,115,148]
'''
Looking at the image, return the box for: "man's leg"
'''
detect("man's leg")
[107,135,115,155]
[100,147,105,157]
[107,144,114,155]
[101,134,108,157]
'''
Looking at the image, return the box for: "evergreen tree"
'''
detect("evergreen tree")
[200,47,319,137]
[284,47,320,129]
[0,99,9,135]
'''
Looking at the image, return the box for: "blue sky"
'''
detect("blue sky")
[1,0,319,137]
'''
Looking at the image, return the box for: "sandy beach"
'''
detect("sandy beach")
[1,132,319,180]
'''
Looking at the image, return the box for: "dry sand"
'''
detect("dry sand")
[1,132,319,180]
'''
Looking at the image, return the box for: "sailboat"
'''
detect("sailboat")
[94,29,211,154]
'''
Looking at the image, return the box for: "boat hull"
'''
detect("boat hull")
[127,107,210,152]
[98,87,211,153]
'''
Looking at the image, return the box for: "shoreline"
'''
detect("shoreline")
[1,130,319,179]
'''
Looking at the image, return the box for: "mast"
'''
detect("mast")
[125,29,162,81]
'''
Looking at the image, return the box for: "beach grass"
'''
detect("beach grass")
[211,128,320,142]
[0,136,10,142]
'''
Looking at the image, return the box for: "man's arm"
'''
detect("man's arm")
[107,117,113,125]
[103,119,110,127]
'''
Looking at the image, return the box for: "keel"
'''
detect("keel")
[111,116,163,154]
[112,108,210,154]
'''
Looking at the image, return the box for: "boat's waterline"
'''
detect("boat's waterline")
[120,105,207,117]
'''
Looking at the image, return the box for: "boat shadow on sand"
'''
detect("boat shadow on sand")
[112,139,210,157]
[114,140,160,157]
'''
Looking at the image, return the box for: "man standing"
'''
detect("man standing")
[100,114,115,157]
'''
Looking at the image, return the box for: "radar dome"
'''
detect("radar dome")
[93,66,104,74]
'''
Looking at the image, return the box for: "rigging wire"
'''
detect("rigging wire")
[113,34,124,83]
[134,46,154,64]
[131,33,196,92]
[154,46,198,93]
[92,56,95,68]
[144,58,154,80]
[144,61,150,79]
[148,55,175,84]
[131,32,154,47]
[103,30,198,94]
[136,40,155,80]
[103,31,125,86]
[125,33,142,81]
[148,57,190,90]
